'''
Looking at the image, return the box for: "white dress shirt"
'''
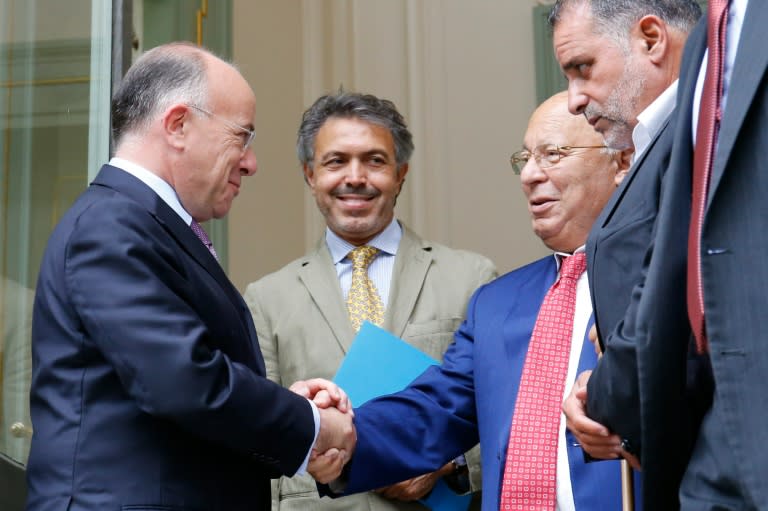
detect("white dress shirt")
[551,247,591,511]
[631,80,678,164]
[110,157,192,224]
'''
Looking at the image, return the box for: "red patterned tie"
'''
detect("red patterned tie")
[190,220,219,261]
[499,252,586,511]
[687,0,730,354]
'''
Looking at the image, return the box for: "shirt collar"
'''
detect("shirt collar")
[109,157,192,225]
[553,245,586,272]
[631,80,678,162]
[326,218,402,264]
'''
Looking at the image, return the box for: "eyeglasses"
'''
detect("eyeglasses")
[188,104,256,151]
[509,144,608,175]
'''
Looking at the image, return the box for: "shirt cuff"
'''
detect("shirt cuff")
[295,399,320,475]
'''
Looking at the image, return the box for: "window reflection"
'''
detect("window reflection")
[1,0,94,464]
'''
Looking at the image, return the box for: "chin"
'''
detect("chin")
[335,220,378,238]
[212,205,233,219]
[604,131,633,151]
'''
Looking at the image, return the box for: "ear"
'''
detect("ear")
[396,163,410,183]
[636,15,668,65]
[302,163,316,188]
[614,148,633,186]
[395,163,409,194]
[163,104,191,149]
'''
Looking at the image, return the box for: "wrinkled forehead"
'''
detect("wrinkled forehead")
[206,56,256,114]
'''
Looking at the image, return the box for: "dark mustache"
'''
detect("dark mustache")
[331,185,380,199]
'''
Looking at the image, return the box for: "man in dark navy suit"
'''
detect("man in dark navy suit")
[26,42,354,511]
[629,1,768,508]
[548,0,701,465]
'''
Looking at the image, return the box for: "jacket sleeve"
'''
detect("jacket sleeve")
[63,202,315,476]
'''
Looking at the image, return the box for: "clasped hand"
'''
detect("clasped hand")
[289,379,357,483]
[561,325,640,469]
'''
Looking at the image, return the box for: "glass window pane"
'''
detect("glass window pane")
[0,0,110,465]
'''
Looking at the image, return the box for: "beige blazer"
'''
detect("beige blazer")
[244,224,496,511]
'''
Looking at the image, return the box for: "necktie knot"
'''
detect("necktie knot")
[346,246,384,331]
[560,252,586,282]
[348,246,379,271]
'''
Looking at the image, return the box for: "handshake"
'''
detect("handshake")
[289,379,457,501]
[290,379,357,484]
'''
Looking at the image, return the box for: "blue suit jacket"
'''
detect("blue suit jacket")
[344,256,637,510]
[26,165,315,510]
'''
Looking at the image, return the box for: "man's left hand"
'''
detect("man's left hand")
[563,370,624,459]
[374,463,453,501]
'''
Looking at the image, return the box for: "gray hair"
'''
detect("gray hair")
[548,0,701,45]
[111,42,211,145]
[297,91,414,169]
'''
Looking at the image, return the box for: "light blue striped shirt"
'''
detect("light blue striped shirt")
[326,219,402,308]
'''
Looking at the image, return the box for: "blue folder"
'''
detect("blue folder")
[334,321,472,511]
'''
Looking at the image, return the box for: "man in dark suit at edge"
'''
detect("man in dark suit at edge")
[548,0,701,466]
[625,0,766,508]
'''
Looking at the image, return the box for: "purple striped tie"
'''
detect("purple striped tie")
[190,220,219,261]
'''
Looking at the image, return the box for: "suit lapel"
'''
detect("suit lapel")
[587,118,670,299]
[599,117,671,229]
[385,226,432,338]
[93,165,244,307]
[666,19,706,198]
[298,241,356,353]
[295,225,434,353]
[708,1,768,208]
[497,257,558,448]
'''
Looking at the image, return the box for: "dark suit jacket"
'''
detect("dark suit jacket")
[26,165,315,511]
[596,4,768,507]
[341,257,636,511]
[585,114,675,451]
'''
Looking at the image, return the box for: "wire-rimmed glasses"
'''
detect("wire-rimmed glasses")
[509,144,607,174]
[188,104,256,152]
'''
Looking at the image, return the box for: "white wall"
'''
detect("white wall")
[230,0,554,291]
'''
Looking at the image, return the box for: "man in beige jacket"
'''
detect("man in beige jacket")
[244,91,496,511]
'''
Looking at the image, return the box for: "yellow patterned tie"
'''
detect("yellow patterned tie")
[346,246,385,332]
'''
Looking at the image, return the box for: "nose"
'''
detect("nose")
[519,154,546,187]
[567,81,589,116]
[344,159,367,185]
[240,149,258,176]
